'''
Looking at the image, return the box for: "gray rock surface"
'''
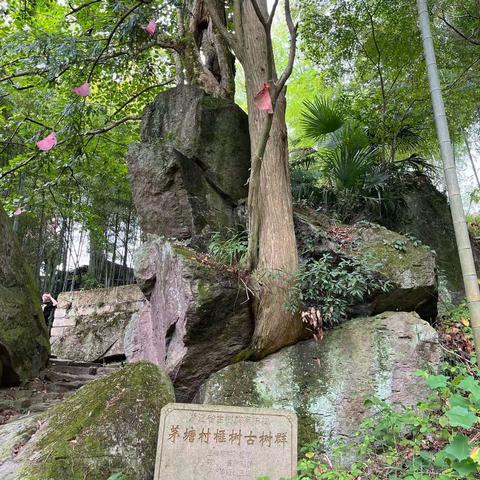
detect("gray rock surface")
[294,206,438,320]
[125,236,253,401]
[196,311,442,462]
[0,206,49,386]
[50,285,145,362]
[128,85,250,245]
[367,176,480,303]
[0,362,174,480]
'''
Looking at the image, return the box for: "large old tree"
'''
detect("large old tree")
[0,0,304,358]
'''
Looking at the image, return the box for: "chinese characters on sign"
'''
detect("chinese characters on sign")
[167,425,288,447]
[154,403,297,480]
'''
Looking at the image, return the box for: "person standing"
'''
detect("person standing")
[41,293,58,331]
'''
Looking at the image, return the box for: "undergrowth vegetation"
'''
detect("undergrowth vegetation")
[207,229,248,266]
[207,230,392,334]
[286,303,480,480]
[286,253,392,331]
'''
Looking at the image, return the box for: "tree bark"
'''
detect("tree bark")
[238,0,303,358]
[182,0,235,99]
[417,0,480,365]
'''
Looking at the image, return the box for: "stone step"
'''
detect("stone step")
[43,369,99,384]
[0,360,123,427]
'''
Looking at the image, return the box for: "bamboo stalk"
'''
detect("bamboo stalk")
[417,0,480,365]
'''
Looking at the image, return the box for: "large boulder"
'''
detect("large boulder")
[294,206,438,320]
[128,85,250,245]
[0,362,174,480]
[196,311,442,463]
[125,236,253,402]
[50,285,145,362]
[367,175,480,303]
[0,206,49,386]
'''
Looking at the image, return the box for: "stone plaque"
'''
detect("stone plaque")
[154,403,297,480]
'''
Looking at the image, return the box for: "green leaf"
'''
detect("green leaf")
[425,375,448,389]
[452,459,478,476]
[446,406,478,429]
[458,376,480,402]
[448,394,470,409]
[442,434,471,461]
[300,96,344,140]
[107,474,126,480]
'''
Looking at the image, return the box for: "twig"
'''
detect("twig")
[439,12,480,46]
[87,2,143,82]
[0,154,38,180]
[110,79,173,118]
[66,0,102,16]
[84,115,142,136]
[276,0,297,94]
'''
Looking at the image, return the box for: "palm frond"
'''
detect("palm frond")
[395,154,438,175]
[394,125,423,153]
[327,121,371,152]
[319,146,378,191]
[290,147,317,170]
[300,96,344,141]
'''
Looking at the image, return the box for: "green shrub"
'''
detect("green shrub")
[286,253,392,328]
[289,367,480,480]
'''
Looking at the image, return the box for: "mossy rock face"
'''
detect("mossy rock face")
[196,312,442,465]
[364,176,480,303]
[294,206,438,321]
[0,206,49,386]
[17,362,174,480]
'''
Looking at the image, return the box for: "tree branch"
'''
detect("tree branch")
[0,154,38,180]
[250,0,267,26]
[0,70,46,83]
[110,80,173,118]
[84,116,142,136]
[439,12,480,46]
[267,0,280,26]
[66,0,102,17]
[204,0,239,58]
[276,0,297,94]
[87,2,144,81]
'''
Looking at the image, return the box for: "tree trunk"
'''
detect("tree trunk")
[417,0,480,365]
[182,0,235,99]
[462,127,480,189]
[239,0,303,358]
[122,209,131,285]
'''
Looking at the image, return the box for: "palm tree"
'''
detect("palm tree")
[417,0,480,365]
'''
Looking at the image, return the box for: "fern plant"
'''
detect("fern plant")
[207,229,248,266]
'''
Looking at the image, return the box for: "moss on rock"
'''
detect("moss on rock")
[0,206,49,386]
[196,312,442,463]
[19,362,174,480]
